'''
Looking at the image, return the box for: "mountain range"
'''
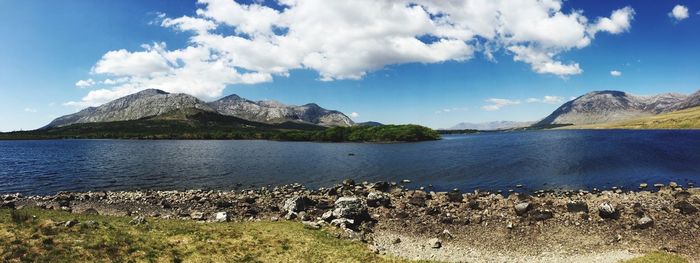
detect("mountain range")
[448,121,534,131]
[46,89,353,128]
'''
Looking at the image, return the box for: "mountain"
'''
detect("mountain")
[208,95,353,127]
[45,89,214,128]
[535,90,694,126]
[46,89,353,128]
[449,121,534,130]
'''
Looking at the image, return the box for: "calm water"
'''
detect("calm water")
[1,130,699,195]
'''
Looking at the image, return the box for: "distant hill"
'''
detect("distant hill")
[566,106,700,129]
[46,89,353,128]
[535,90,700,126]
[355,121,384,127]
[449,121,533,131]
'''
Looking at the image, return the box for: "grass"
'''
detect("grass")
[565,106,700,129]
[621,251,688,263]
[0,208,411,262]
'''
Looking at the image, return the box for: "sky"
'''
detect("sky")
[0,0,699,131]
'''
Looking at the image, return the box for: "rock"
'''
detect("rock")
[467,200,480,210]
[64,220,78,228]
[366,192,391,208]
[408,191,427,207]
[635,216,654,229]
[515,184,523,188]
[531,209,554,221]
[506,222,513,229]
[401,179,412,184]
[283,196,314,213]
[190,211,205,220]
[333,197,369,221]
[514,202,530,216]
[598,202,619,219]
[214,212,229,222]
[284,212,298,220]
[302,221,321,230]
[330,218,355,229]
[654,183,665,188]
[439,229,453,240]
[669,182,679,188]
[470,214,483,224]
[81,220,99,228]
[446,192,463,203]
[392,237,401,244]
[82,208,99,215]
[639,183,648,189]
[371,181,390,192]
[343,179,355,186]
[129,216,147,225]
[428,238,442,249]
[566,201,589,213]
[321,210,335,222]
[673,201,698,215]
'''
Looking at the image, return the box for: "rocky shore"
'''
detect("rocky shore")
[2,180,699,262]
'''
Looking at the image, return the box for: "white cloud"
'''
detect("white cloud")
[24,108,38,113]
[70,0,636,107]
[435,107,469,114]
[610,70,622,77]
[350,112,360,118]
[482,98,521,111]
[669,5,689,21]
[526,96,564,104]
[75,78,96,88]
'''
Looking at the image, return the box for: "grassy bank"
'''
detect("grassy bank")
[0,208,407,262]
[563,106,700,130]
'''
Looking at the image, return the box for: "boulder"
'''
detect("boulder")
[321,210,335,222]
[190,211,205,220]
[64,220,78,228]
[639,183,648,189]
[635,216,654,229]
[446,192,463,203]
[333,197,369,221]
[283,196,314,213]
[598,202,619,219]
[566,201,589,213]
[674,201,698,215]
[514,202,530,216]
[302,221,321,230]
[366,192,391,207]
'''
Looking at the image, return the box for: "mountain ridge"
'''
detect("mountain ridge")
[46,89,353,128]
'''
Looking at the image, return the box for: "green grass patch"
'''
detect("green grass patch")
[0,208,412,262]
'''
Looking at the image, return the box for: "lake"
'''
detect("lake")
[1,130,699,195]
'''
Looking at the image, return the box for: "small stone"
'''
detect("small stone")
[343,179,355,186]
[321,210,335,222]
[440,229,453,240]
[598,202,618,219]
[670,182,679,188]
[283,196,313,213]
[514,202,530,216]
[392,237,401,244]
[428,238,441,249]
[506,222,513,229]
[653,183,665,188]
[129,216,146,225]
[302,221,321,230]
[64,220,78,228]
[639,183,648,189]
[401,179,412,184]
[566,201,589,213]
[214,212,229,222]
[367,192,391,207]
[635,216,654,229]
[190,211,205,220]
[531,209,554,221]
[515,184,523,188]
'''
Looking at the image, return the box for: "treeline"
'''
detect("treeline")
[0,123,440,142]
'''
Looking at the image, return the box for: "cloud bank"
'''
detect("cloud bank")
[69,0,635,107]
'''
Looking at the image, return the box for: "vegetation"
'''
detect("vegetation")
[0,110,440,142]
[622,251,688,263]
[564,106,700,130]
[0,208,414,262]
[436,129,480,135]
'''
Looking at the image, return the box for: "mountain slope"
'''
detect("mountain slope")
[208,95,354,127]
[45,89,214,128]
[535,91,690,126]
[567,106,700,129]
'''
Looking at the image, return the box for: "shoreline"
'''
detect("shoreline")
[2,180,699,262]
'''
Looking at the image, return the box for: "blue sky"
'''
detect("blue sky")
[1,0,699,131]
